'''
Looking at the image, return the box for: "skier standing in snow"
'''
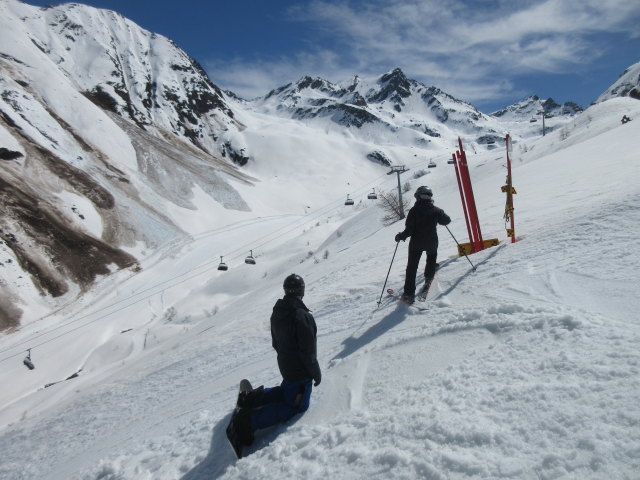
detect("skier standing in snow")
[395,186,451,303]
[232,274,321,447]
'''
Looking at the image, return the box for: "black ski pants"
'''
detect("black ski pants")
[403,249,437,296]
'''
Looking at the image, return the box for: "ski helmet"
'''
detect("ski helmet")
[414,186,433,200]
[283,274,305,297]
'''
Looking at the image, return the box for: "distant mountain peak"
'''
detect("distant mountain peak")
[295,75,335,94]
[368,67,413,103]
[492,95,582,119]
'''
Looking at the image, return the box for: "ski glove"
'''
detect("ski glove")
[314,374,321,387]
[395,233,406,242]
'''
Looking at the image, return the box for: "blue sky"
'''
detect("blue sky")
[26,0,640,113]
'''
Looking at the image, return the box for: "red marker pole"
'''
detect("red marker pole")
[453,153,473,252]
[457,138,484,252]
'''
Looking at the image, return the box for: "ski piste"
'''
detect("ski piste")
[226,379,253,459]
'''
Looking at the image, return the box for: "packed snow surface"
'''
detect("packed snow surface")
[0,98,639,479]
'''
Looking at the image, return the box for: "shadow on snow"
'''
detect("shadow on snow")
[332,245,505,361]
[181,412,236,480]
[332,304,408,360]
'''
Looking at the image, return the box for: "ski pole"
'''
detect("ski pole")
[445,225,477,271]
[377,241,400,307]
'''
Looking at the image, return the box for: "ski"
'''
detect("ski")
[386,289,429,310]
[380,259,453,309]
[417,279,433,302]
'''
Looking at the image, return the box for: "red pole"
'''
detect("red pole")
[456,150,476,253]
[457,138,484,252]
[453,153,473,252]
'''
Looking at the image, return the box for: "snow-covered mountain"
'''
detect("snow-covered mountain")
[0,0,258,326]
[8,1,241,153]
[491,95,583,121]
[253,68,511,148]
[596,60,640,103]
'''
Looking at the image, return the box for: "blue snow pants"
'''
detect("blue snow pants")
[249,378,313,432]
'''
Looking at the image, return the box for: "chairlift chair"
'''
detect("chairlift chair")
[367,188,378,200]
[344,194,354,206]
[23,349,35,370]
[217,256,228,271]
[428,160,437,168]
[447,158,455,164]
[244,250,256,265]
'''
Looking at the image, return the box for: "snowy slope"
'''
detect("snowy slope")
[0,97,639,480]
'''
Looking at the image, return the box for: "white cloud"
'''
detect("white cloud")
[206,0,640,105]
[205,49,355,100]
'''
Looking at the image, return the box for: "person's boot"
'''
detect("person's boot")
[237,385,264,408]
[400,293,415,304]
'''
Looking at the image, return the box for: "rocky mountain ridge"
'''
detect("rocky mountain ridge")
[492,95,583,120]
[253,68,501,146]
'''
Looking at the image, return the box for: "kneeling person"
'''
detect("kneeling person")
[234,274,322,446]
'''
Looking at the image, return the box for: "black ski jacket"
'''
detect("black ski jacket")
[397,199,451,253]
[270,296,321,384]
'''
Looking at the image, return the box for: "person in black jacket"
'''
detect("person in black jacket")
[395,186,451,303]
[233,274,321,446]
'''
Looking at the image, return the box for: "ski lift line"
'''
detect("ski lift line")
[2,185,365,358]
[1,214,323,361]
[215,172,386,262]
[4,190,373,358]
[217,174,380,260]
[0,161,422,362]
